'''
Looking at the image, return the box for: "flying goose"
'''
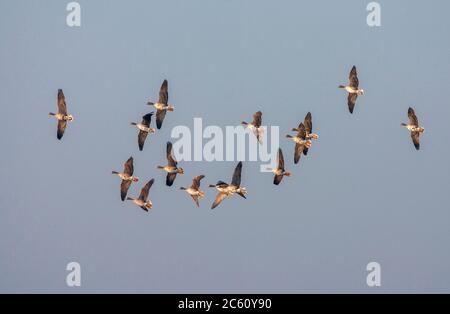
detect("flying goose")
[401,107,425,150]
[287,123,312,164]
[292,112,319,156]
[147,80,174,129]
[242,111,264,143]
[209,161,247,209]
[180,175,205,207]
[49,89,74,140]
[339,66,364,114]
[131,112,156,151]
[112,157,139,201]
[126,179,155,212]
[267,148,291,185]
[157,141,184,186]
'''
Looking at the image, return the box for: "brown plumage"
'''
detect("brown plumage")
[180,175,205,207]
[156,80,168,129]
[272,148,291,185]
[49,89,74,140]
[112,157,139,201]
[287,123,311,164]
[157,142,184,186]
[130,112,155,151]
[126,179,155,212]
[210,162,247,209]
[401,107,425,150]
[242,111,264,143]
[338,66,364,114]
[146,80,174,129]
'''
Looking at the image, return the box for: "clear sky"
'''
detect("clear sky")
[1,0,450,293]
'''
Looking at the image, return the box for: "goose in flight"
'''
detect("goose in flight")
[112,157,139,201]
[147,80,174,129]
[49,89,74,140]
[127,179,155,212]
[209,162,247,209]
[180,175,205,207]
[131,112,156,151]
[401,107,425,150]
[339,66,364,114]
[267,148,291,185]
[287,123,312,164]
[242,111,264,143]
[292,112,319,156]
[157,141,184,186]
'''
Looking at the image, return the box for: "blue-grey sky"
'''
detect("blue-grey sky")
[1,0,450,293]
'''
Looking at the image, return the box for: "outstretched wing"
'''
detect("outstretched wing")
[303,112,312,155]
[408,107,419,126]
[231,161,242,187]
[191,175,205,190]
[252,111,262,128]
[57,120,67,140]
[277,148,285,171]
[139,179,154,201]
[211,192,227,209]
[304,112,313,134]
[411,131,420,150]
[57,89,67,115]
[191,195,200,207]
[348,93,358,114]
[141,112,153,127]
[123,157,134,176]
[166,173,177,187]
[138,130,149,151]
[294,143,304,164]
[158,80,169,104]
[120,180,132,201]
[349,66,359,89]
[156,109,166,130]
[166,141,177,167]
[274,174,284,185]
[296,123,307,139]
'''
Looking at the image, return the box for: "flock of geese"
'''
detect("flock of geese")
[49,66,426,211]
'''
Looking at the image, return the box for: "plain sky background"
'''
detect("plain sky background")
[1,0,450,293]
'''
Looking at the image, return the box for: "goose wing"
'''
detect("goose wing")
[57,120,67,140]
[191,195,200,207]
[274,174,284,185]
[156,109,166,130]
[166,173,177,187]
[191,175,205,190]
[138,179,154,201]
[348,93,358,114]
[303,112,313,155]
[123,157,134,176]
[57,89,67,115]
[141,112,153,127]
[349,66,359,89]
[411,131,420,150]
[120,180,132,201]
[138,130,149,151]
[231,161,242,187]
[296,123,307,139]
[304,112,312,133]
[277,148,285,171]
[166,141,177,167]
[252,111,262,128]
[408,107,419,127]
[211,192,227,209]
[158,80,169,104]
[294,143,304,164]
